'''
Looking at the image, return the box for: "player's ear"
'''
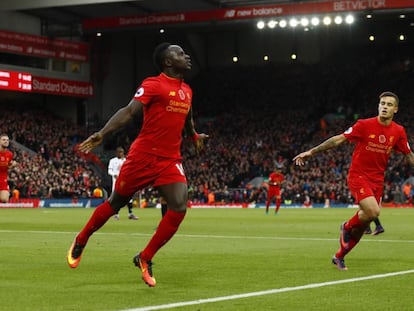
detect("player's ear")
[164,57,172,67]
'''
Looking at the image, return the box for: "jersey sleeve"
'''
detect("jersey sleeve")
[343,120,363,143]
[133,77,160,105]
[394,126,412,154]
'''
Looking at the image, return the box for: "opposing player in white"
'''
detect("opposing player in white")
[108,147,138,220]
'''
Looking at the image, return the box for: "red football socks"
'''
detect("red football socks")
[344,211,364,230]
[337,211,367,258]
[76,200,116,245]
[140,209,186,261]
[276,198,281,213]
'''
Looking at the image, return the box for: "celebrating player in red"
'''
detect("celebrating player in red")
[293,91,414,270]
[67,43,208,287]
[265,168,284,214]
[0,134,16,203]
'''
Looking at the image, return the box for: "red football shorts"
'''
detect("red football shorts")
[348,175,382,204]
[268,186,281,198]
[115,153,187,197]
[0,178,9,191]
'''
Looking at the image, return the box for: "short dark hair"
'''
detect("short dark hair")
[153,42,171,72]
[379,91,399,105]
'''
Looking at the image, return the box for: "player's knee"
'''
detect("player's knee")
[178,204,187,212]
[108,194,131,212]
[167,194,187,210]
[365,208,380,220]
[107,201,122,213]
[0,194,9,203]
[167,202,187,213]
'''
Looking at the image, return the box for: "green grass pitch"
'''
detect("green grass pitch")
[1,207,413,311]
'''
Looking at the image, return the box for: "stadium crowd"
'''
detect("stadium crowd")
[3,44,414,205]
[0,106,104,199]
[183,44,414,206]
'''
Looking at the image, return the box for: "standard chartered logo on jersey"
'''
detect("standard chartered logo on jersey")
[167,99,190,114]
[365,141,392,154]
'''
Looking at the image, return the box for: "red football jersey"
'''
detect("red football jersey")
[0,149,13,187]
[269,172,284,188]
[343,117,411,183]
[130,73,192,159]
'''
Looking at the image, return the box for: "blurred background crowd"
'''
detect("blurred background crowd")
[3,44,414,206]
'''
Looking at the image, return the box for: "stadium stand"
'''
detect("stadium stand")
[1,44,414,206]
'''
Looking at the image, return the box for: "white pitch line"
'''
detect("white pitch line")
[1,230,414,244]
[120,269,414,311]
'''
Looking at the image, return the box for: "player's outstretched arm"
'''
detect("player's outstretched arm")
[293,150,313,166]
[79,99,143,153]
[78,132,103,153]
[293,134,347,166]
